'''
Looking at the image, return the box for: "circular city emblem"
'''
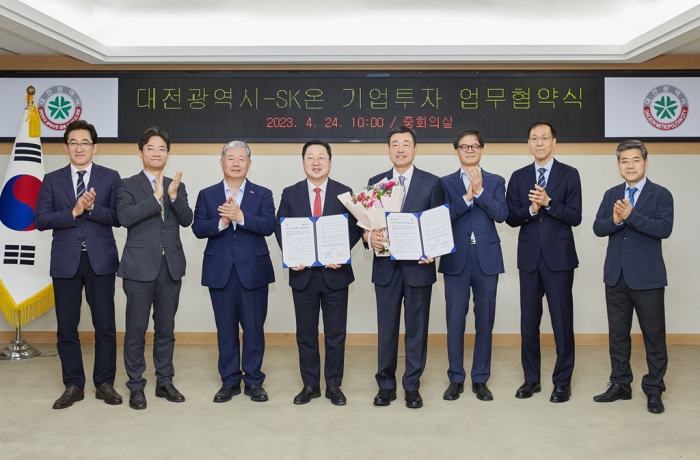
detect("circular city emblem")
[37,85,83,131]
[643,85,688,130]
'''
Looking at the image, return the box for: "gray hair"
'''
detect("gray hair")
[615,140,648,160]
[221,140,251,159]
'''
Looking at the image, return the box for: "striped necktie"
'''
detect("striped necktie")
[537,168,546,188]
[627,187,638,207]
[76,170,87,198]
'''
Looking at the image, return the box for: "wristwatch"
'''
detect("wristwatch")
[546,199,552,207]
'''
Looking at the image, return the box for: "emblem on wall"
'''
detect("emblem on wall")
[37,85,83,131]
[643,85,688,130]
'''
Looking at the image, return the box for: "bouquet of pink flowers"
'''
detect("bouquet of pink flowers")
[337,178,405,256]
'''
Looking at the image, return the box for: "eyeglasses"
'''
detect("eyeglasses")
[145,146,168,153]
[67,141,93,149]
[304,155,328,164]
[458,144,482,153]
[529,136,552,143]
[619,158,644,166]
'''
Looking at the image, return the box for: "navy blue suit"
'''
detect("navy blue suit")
[192,180,275,387]
[593,179,673,395]
[368,167,444,391]
[33,163,121,389]
[438,168,507,384]
[506,158,582,386]
[275,178,362,388]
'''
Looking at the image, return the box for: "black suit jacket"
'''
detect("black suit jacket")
[275,178,363,290]
[116,171,193,282]
[506,158,582,272]
[593,179,673,290]
[367,167,445,287]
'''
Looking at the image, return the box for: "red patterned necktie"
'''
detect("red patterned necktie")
[313,188,322,217]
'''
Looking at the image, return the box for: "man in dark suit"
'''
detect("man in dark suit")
[275,140,363,406]
[192,141,275,403]
[592,140,673,414]
[438,128,507,402]
[506,121,582,403]
[365,126,444,409]
[34,120,122,409]
[116,127,193,410]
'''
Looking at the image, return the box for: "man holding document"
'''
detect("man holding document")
[275,140,362,406]
[364,126,445,409]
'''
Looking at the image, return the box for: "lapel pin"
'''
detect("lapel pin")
[250,190,254,194]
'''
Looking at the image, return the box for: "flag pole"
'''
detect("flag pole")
[0,312,42,360]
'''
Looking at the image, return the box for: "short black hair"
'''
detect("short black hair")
[138,126,170,152]
[301,140,332,160]
[453,128,484,149]
[387,126,417,145]
[527,121,557,139]
[64,120,97,144]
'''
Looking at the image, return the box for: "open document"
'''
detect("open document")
[280,214,351,268]
[385,205,455,260]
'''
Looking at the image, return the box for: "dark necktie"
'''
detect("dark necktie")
[627,187,638,207]
[76,170,86,198]
[537,167,546,188]
[313,188,322,217]
[153,179,164,221]
[399,175,406,211]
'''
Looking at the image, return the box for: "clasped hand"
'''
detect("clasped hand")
[73,188,96,217]
[528,184,550,213]
[613,199,632,224]
[218,196,244,226]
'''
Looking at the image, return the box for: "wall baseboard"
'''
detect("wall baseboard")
[1,331,698,346]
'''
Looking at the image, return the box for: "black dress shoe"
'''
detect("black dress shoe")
[156,384,185,402]
[593,383,632,403]
[515,381,541,399]
[405,390,423,409]
[53,385,84,409]
[647,394,665,414]
[213,384,241,403]
[550,385,572,403]
[244,385,269,402]
[472,382,494,401]
[293,385,321,405]
[443,382,464,401]
[95,383,123,405]
[129,390,147,410]
[325,386,347,406]
[373,388,397,406]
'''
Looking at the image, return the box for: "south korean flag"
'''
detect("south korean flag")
[0,100,53,327]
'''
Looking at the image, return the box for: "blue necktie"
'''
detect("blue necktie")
[76,170,86,198]
[399,175,406,211]
[627,187,638,207]
[537,168,546,188]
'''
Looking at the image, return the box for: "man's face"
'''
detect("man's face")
[63,129,97,169]
[139,135,169,171]
[220,147,251,182]
[528,124,556,165]
[388,132,416,171]
[456,134,482,167]
[617,148,648,186]
[302,144,332,183]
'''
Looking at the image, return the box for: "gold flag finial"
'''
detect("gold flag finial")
[26,86,41,137]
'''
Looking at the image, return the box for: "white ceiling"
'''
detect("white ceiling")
[2,0,700,64]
